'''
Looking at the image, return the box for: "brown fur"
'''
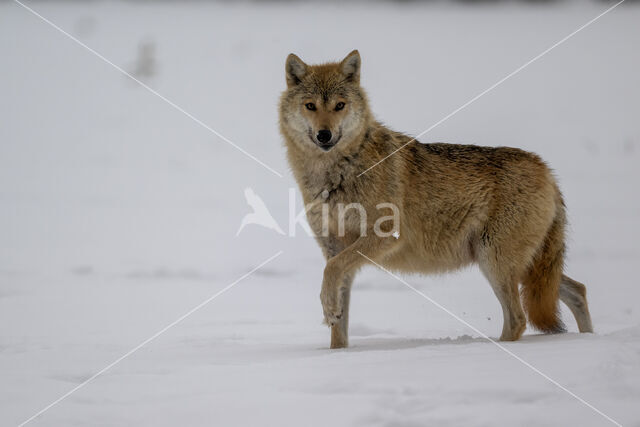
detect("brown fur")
[521,198,566,333]
[279,50,593,348]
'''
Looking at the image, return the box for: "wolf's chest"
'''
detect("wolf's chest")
[303,182,367,238]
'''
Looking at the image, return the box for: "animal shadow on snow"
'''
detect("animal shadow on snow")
[340,331,590,352]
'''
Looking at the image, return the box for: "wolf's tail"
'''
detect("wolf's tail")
[521,200,567,333]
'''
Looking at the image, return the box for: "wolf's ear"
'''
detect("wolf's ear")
[285,53,307,87]
[340,50,361,84]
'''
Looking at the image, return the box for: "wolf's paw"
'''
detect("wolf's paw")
[320,286,343,326]
[499,315,526,341]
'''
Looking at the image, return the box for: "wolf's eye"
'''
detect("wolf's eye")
[305,103,316,111]
[335,102,345,111]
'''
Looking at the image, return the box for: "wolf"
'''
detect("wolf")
[279,50,593,349]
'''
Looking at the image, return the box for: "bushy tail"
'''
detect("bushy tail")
[521,204,566,333]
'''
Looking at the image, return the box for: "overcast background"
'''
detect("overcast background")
[1,1,639,426]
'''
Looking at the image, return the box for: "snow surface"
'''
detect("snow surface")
[1,1,639,426]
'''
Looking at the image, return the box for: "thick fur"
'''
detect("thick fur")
[521,199,567,334]
[279,50,593,348]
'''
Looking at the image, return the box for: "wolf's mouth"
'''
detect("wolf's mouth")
[317,136,340,151]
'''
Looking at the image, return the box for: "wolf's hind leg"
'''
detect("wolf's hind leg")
[481,266,526,341]
[560,275,593,333]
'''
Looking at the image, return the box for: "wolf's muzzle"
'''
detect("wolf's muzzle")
[315,129,340,151]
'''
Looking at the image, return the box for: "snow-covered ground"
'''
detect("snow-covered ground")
[1,1,639,426]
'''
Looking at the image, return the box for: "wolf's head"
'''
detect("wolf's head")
[279,50,371,153]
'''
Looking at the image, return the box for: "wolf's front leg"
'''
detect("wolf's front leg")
[320,263,347,329]
[329,275,353,349]
[320,236,398,348]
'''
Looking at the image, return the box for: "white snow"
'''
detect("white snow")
[1,1,639,426]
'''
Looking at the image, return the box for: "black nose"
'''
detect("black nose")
[317,130,332,144]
